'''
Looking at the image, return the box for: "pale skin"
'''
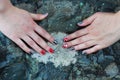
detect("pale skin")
[63,12,120,54]
[1,1,120,55]
[0,0,55,55]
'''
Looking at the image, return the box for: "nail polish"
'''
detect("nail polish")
[64,38,68,42]
[82,51,86,54]
[62,43,68,48]
[53,39,58,45]
[69,47,75,51]
[44,13,48,16]
[41,50,46,55]
[29,49,35,55]
[77,22,83,25]
[49,48,54,53]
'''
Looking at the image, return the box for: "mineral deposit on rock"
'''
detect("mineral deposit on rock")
[31,32,78,67]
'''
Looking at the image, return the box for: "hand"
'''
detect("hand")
[0,6,55,55]
[63,12,120,54]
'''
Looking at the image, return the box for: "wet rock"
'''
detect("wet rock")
[105,63,119,78]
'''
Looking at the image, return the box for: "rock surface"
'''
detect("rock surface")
[31,32,78,67]
[0,0,120,80]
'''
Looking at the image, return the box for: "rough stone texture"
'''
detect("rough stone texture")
[0,0,120,80]
[31,32,78,68]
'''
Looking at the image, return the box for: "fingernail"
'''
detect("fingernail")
[49,48,54,53]
[82,51,86,54]
[29,49,34,54]
[63,37,68,42]
[77,22,83,25]
[43,13,48,17]
[62,43,68,48]
[69,47,75,51]
[40,50,46,55]
[53,39,58,45]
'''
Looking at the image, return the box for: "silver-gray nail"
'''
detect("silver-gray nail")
[82,51,86,54]
[69,47,75,51]
[53,39,58,45]
[78,22,83,25]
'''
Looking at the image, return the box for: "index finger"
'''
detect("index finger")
[34,25,54,43]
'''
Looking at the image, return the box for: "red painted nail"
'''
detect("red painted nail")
[62,43,68,48]
[49,48,54,53]
[40,50,46,55]
[63,38,68,42]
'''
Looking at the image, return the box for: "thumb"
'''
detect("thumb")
[78,13,98,26]
[30,13,48,20]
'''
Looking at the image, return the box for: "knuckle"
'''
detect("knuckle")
[84,42,89,47]
[79,37,84,42]
[19,44,24,48]
[35,37,41,42]
[28,40,35,45]
[75,31,79,36]
[10,35,18,40]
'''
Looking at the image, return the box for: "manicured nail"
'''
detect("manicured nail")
[62,43,68,48]
[29,49,34,54]
[49,48,54,53]
[40,50,46,55]
[63,38,68,42]
[69,47,75,51]
[44,13,48,16]
[82,51,86,54]
[53,39,58,45]
[77,22,83,26]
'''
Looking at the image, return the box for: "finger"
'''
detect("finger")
[64,35,94,48]
[28,31,54,53]
[74,40,97,50]
[82,45,102,54]
[14,39,31,53]
[78,13,98,26]
[34,25,54,43]
[64,29,88,41]
[21,36,46,55]
[30,13,48,20]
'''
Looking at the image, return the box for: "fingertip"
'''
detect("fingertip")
[40,50,46,55]
[49,48,54,54]
[63,37,69,42]
[77,22,84,26]
[41,13,48,18]
[44,13,48,16]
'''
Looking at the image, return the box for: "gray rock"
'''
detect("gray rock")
[0,0,120,80]
[105,63,119,78]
